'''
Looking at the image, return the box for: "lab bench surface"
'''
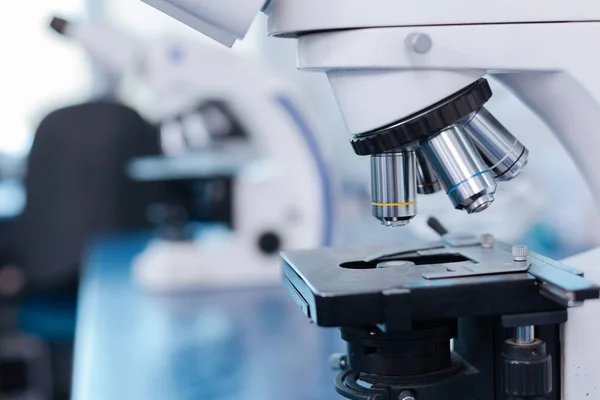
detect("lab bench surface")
[72,234,343,400]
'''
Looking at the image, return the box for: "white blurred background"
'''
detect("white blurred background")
[1,1,92,156]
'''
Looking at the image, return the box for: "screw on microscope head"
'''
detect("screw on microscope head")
[512,245,528,262]
[481,234,494,248]
[328,353,348,371]
[405,33,432,54]
[50,16,69,35]
[399,390,416,400]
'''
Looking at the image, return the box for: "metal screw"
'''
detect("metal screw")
[329,353,348,371]
[481,234,494,248]
[399,390,416,400]
[514,325,535,344]
[405,33,432,54]
[512,245,528,262]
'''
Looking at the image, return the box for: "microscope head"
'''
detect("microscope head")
[138,0,533,227]
[353,77,530,226]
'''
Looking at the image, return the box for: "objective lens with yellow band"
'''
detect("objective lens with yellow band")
[372,202,417,207]
[370,151,417,227]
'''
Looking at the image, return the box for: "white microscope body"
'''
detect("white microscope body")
[140,0,600,397]
[54,18,333,291]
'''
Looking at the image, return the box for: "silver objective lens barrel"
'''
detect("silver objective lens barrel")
[464,107,529,181]
[421,125,497,214]
[371,152,417,227]
[416,150,442,195]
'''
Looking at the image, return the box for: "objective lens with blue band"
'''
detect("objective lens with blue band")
[421,125,497,214]
[463,107,530,182]
[446,170,492,195]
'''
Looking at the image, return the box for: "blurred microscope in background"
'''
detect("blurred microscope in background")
[50,16,333,292]
[0,13,333,400]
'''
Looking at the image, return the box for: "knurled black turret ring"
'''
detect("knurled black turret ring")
[350,78,493,156]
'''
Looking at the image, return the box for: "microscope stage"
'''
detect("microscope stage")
[282,238,600,329]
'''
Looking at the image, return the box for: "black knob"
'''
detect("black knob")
[50,16,69,35]
[257,232,281,255]
[426,217,448,237]
[501,339,552,399]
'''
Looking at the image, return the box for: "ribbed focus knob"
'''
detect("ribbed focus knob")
[501,339,552,398]
[512,245,529,262]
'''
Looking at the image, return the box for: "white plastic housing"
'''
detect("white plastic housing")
[266,0,600,36]
[326,70,484,134]
[142,0,265,47]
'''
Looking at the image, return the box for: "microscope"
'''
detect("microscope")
[51,16,334,291]
[141,1,600,398]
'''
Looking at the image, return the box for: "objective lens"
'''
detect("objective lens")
[371,151,417,227]
[421,125,496,214]
[416,150,442,195]
[464,107,529,181]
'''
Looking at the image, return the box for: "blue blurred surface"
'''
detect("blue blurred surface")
[72,233,344,400]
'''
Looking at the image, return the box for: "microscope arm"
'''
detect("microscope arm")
[495,72,600,200]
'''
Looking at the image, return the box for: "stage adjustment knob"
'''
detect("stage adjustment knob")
[501,339,552,398]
